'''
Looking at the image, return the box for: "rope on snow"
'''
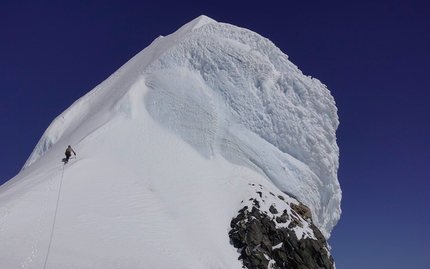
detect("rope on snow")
[42,163,65,269]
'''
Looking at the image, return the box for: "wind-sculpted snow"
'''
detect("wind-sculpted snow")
[144,18,341,237]
[19,14,340,243]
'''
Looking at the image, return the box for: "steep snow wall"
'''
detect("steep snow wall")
[22,15,340,237]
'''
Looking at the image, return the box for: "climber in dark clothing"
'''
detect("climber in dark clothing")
[65,145,76,163]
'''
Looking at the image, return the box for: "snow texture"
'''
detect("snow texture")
[0,15,340,268]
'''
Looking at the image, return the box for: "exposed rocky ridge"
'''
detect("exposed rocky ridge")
[229,184,334,269]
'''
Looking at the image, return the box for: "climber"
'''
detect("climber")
[65,145,76,164]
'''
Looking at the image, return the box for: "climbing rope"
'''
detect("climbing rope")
[42,164,65,269]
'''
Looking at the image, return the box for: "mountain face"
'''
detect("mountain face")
[0,15,340,268]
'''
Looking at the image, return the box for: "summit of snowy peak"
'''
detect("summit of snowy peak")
[155,15,217,44]
[187,15,217,30]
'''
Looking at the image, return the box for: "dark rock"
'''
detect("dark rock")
[272,248,289,262]
[288,217,303,229]
[291,203,312,220]
[269,204,278,214]
[250,206,261,219]
[261,215,276,235]
[252,199,261,208]
[246,219,263,244]
[230,213,246,228]
[271,230,284,246]
[275,210,289,224]
[229,195,335,269]
[230,229,246,248]
[260,236,272,252]
[238,206,248,214]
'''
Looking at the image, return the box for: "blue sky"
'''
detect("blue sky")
[1,1,429,268]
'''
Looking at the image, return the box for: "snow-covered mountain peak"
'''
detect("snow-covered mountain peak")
[23,15,340,237]
[1,15,340,268]
[179,15,217,32]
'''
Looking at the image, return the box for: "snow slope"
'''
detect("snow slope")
[0,15,340,268]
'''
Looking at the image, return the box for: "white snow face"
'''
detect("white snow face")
[143,16,341,237]
[0,15,340,268]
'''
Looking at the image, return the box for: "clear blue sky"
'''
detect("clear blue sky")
[1,1,429,268]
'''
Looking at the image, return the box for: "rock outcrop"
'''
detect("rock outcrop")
[229,184,334,269]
